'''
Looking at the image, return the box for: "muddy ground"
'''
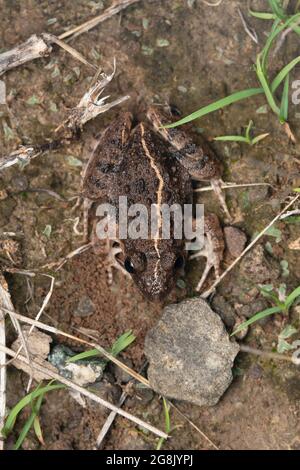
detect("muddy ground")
[1,0,300,450]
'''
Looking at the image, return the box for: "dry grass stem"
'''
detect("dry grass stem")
[168,401,219,450]
[59,0,141,40]
[194,182,272,193]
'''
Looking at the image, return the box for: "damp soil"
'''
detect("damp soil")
[1,0,300,450]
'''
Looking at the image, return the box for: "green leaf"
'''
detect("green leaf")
[1,383,64,438]
[67,348,100,363]
[268,0,287,19]
[279,324,297,340]
[279,73,289,123]
[162,88,264,128]
[33,415,45,446]
[213,135,249,143]
[156,398,171,451]
[266,225,282,242]
[251,133,269,145]
[245,120,253,141]
[285,285,300,309]
[68,330,136,363]
[277,338,295,353]
[13,392,44,450]
[42,224,52,239]
[231,306,283,336]
[26,95,41,106]
[66,155,83,167]
[256,54,280,116]
[249,10,276,20]
[110,330,136,357]
[261,14,300,72]
[271,56,300,93]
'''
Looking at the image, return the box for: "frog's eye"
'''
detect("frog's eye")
[124,257,135,274]
[174,255,185,270]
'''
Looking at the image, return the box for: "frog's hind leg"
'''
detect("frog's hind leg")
[147,106,231,219]
[189,214,224,293]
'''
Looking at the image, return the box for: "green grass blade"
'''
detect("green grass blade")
[162,398,171,434]
[214,135,249,143]
[156,398,171,450]
[231,306,283,336]
[110,330,136,357]
[13,409,37,450]
[261,14,300,72]
[162,88,263,128]
[249,10,276,20]
[68,330,136,363]
[245,120,253,141]
[251,133,269,145]
[256,54,280,115]
[33,415,45,446]
[1,383,64,438]
[279,74,289,123]
[67,348,100,363]
[285,285,300,309]
[268,0,287,19]
[271,56,300,92]
[13,392,45,450]
[261,17,282,72]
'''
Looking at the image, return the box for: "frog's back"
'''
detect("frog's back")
[116,123,191,209]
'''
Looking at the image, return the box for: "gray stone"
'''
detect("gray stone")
[240,245,279,283]
[74,296,95,318]
[145,298,240,407]
[224,226,247,258]
[211,294,236,329]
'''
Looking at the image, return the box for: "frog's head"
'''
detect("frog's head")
[120,240,186,302]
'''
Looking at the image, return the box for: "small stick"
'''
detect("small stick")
[201,193,300,297]
[0,344,167,440]
[240,344,295,363]
[194,182,272,193]
[59,0,141,40]
[168,401,219,450]
[237,7,258,44]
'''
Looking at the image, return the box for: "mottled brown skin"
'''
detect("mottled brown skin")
[82,107,224,301]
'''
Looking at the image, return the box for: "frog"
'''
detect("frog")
[82,106,225,302]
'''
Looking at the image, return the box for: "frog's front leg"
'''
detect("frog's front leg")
[189,213,224,293]
[147,107,230,219]
[91,216,131,284]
